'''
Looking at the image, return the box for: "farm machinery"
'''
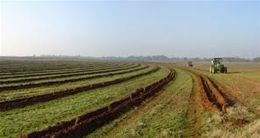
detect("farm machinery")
[210,58,227,74]
[187,61,193,67]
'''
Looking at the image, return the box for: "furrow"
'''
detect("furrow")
[21,69,175,138]
[0,67,160,111]
[0,65,148,92]
[0,64,140,84]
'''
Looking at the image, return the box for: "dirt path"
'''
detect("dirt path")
[182,66,260,137]
[182,68,229,112]
[210,79,260,118]
[182,68,231,137]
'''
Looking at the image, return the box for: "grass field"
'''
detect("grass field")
[0,59,259,138]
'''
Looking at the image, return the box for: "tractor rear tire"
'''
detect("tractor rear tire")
[210,67,214,73]
[224,68,227,74]
[212,67,215,74]
[221,68,225,73]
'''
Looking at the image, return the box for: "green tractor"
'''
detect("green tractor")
[210,58,227,74]
[187,61,193,67]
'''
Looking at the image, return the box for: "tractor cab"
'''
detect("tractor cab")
[211,59,220,65]
[187,61,193,67]
[210,58,227,74]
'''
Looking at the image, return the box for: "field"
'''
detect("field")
[0,58,259,138]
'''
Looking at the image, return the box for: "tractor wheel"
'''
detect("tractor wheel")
[212,67,215,74]
[224,68,227,74]
[221,68,225,73]
[210,67,214,73]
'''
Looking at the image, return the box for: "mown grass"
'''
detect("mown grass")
[181,62,260,114]
[0,67,169,138]
[0,64,144,87]
[181,62,260,138]
[200,103,260,138]
[235,73,260,82]
[0,59,122,74]
[0,63,134,81]
[190,62,259,73]
[0,65,153,102]
[210,74,260,113]
[87,68,193,138]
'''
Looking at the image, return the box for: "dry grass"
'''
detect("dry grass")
[204,104,260,138]
[206,119,260,138]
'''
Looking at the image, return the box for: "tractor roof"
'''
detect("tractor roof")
[213,58,222,60]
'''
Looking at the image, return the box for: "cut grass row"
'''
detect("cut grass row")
[0,66,154,102]
[0,66,170,138]
[0,66,160,111]
[0,60,123,74]
[87,68,193,138]
[0,65,149,92]
[23,68,175,138]
[0,64,143,88]
[176,64,260,137]
[188,63,260,113]
[195,81,260,137]
[209,74,260,115]
[0,63,134,80]
[0,63,140,84]
[190,62,258,90]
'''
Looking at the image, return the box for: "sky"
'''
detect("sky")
[1,1,260,58]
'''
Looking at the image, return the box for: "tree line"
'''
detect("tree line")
[102,56,260,62]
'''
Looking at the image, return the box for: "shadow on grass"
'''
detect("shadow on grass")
[227,72,241,74]
[227,99,236,107]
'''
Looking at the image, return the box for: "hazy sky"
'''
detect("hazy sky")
[1,1,260,58]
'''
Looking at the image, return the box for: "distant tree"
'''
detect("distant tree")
[222,57,250,62]
[253,57,260,62]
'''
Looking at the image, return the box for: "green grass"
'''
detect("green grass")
[87,68,193,138]
[0,65,152,102]
[209,73,260,110]
[0,66,169,138]
[199,103,259,138]
[235,73,260,82]
[0,59,123,74]
[1,61,259,138]
[0,64,144,87]
[177,62,260,113]
[0,63,135,81]
[178,62,260,138]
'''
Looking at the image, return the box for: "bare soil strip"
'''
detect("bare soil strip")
[0,67,159,111]
[185,73,203,137]
[211,79,260,118]
[0,65,148,92]
[0,64,140,84]
[182,68,230,113]
[187,66,260,117]
[21,69,175,138]
[182,68,233,137]
[184,67,260,135]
